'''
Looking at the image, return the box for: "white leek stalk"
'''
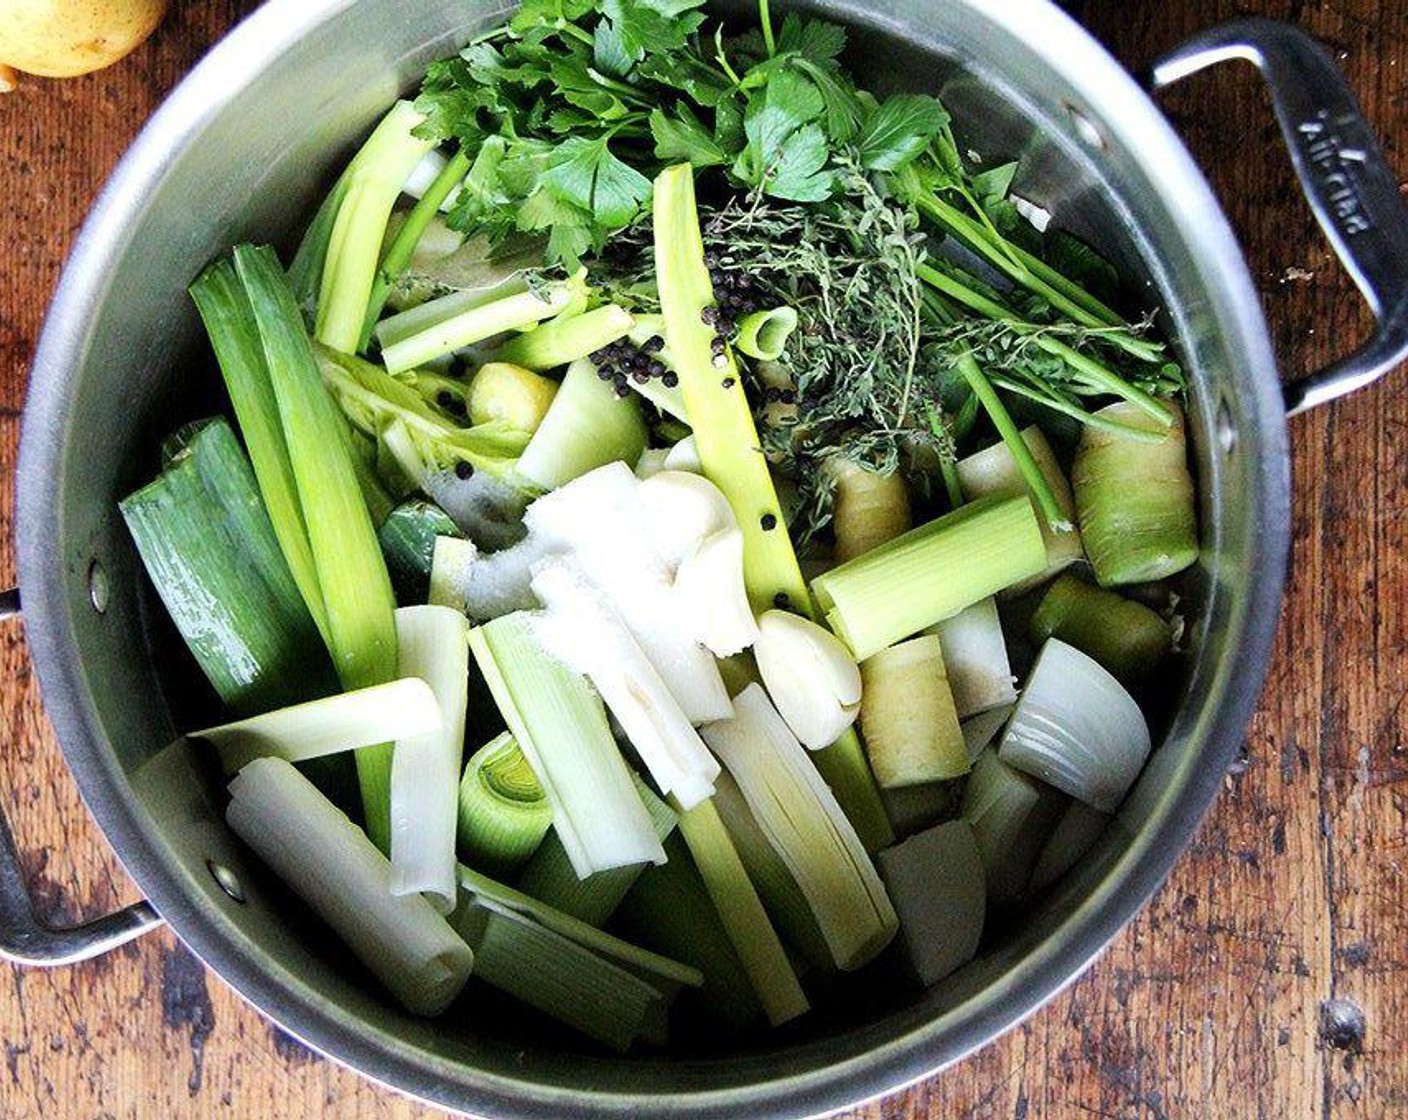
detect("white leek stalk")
[192,678,441,774]
[226,757,474,1016]
[389,605,469,912]
[531,558,721,809]
[998,638,1151,812]
[930,598,1017,718]
[752,610,862,750]
[456,732,553,877]
[468,612,665,876]
[1029,801,1111,891]
[701,685,898,971]
[877,820,985,985]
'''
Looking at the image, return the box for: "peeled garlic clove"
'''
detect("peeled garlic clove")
[675,527,759,657]
[754,610,862,749]
[639,469,737,572]
[663,435,702,474]
[635,447,672,479]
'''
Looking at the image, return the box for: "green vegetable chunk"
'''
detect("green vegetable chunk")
[1030,573,1173,683]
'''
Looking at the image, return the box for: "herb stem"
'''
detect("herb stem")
[985,374,1165,443]
[759,0,777,56]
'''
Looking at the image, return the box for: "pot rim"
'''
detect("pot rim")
[16,0,1290,1116]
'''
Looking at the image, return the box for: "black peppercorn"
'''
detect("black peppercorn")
[454,460,474,480]
[773,592,790,609]
[662,372,679,388]
[760,513,778,531]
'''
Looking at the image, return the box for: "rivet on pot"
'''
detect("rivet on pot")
[207,859,246,903]
[1216,398,1237,456]
[87,559,109,614]
[1065,102,1107,150]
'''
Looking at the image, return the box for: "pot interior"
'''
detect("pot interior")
[20,0,1287,1113]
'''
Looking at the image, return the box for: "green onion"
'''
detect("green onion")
[494,304,635,370]
[811,495,1047,661]
[956,425,1082,590]
[876,819,985,986]
[673,795,809,1026]
[930,598,1017,718]
[859,634,969,787]
[827,458,912,563]
[515,359,648,490]
[1072,401,1199,585]
[315,101,436,353]
[701,685,898,972]
[226,757,474,1016]
[457,732,553,878]
[119,417,335,716]
[516,772,677,926]
[381,281,577,374]
[466,362,559,432]
[960,750,1066,904]
[191,677,440,775]
[468,612,666,875]
[379,499,462,605]
[389,606,469,912]
[734,305,798,362]
[1029,573,1172,683]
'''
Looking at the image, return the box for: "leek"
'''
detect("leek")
[616,834,761,1029]
[654,164,889,850]
[734,306,799,362]
[466,362,558,432]
[1029,572,1172,683]
[516,773,677,926]
[389,606,469,912]
[931,598,1017,718]
[119,417,334,716]
[962,749,1068,904]
[494,304,635,370]
[673,796,809,1026]
[379,499,462,605]
[226,758,473,1016]
[468,612,666,875]
[316,101,436,353]
[859,635,968,787]
[998,639,1151,812]
[382,282,577,374]
[457,732,553,877]
[1029,801,1111,891]
[828,459,912,564]
[877,820,985,985]
[811,496,1047,661]
[192,677,440,775]
[752,610,862,751]
[515,359,648,491]
[1072,401,1199,585]
[701,685,898,971]
[956,426,1082,591]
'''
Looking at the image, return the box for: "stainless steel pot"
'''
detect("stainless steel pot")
[5,2,1407,1117]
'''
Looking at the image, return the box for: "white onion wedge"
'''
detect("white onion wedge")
[752,610,862,750]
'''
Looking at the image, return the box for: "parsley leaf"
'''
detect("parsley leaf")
[776,12,847,62]
[650,105,729,167]
[857,93,950,172]
[541,134,653,228]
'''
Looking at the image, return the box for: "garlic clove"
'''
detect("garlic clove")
[639,469,737,572]
[674,527,759,657]
[754,610,863,749]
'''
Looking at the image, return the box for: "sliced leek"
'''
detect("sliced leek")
[494,304,635,370]
[457,732,553,878]
[930,598,1017,718]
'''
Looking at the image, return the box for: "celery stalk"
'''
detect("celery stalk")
[381,283,576,374]
[494,304,635,370]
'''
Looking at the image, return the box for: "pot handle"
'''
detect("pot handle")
[0,589,164,966]
[1149,17,1408,415]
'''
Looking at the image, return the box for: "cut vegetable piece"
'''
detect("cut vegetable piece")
[226,758,473,1016]
[495,304,635,370]
[119,417,335,716]
[1072,401,1198,585]
[752,610,862,751]
[962,704,1014,762]
[712,771,832,971]
[734,306,798,362]
[637,469,737,573]
[457,732,553,878]
[379,499,462,605]
[389,606,469,912]
[429,534,545,620]
[516,772,677,926]
[878,820,985,985]
[376,274,531,350]
[1029,572,1172,683]
[828,459,912,563]
[811,496,1046,661]
[663,435,701,473]
[316,101,436,353]
[701,685,898,971]
[192,678,440,775]
[674,528,759,657]
[466,362,558,432]
[673,796,808,1026]
[998,639,1151,812]
[860,635,968,787]
[468,612,665,876]
[961,749,1064,904]
[879,781,955,839]
[617,833,761,1030]
[1029,801,1111,892]
[382,282,577,374]
[422,468,531,553]
[531,558,721,809]
[515,359,648,490]
[931,598,1017,717]
[956,425,1082,592]
[635,448,671,479]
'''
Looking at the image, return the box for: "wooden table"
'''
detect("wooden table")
[1,1,1404,1117]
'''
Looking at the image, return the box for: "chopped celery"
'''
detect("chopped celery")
[379,499,462,605]
[860,634,968,787]
[316,101,436,353]
[1030,573,1172,683]
[468,612,666,876]
[811,495,1046,661]
[514,359,647,490]
[457,732,554,878]
[381,281,577,374]
[494,304,635,370]
[376,274,531,350]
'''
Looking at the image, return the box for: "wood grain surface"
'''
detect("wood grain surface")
[1,1,1405,1117]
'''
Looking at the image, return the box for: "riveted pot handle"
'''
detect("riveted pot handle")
[1150,17,1408,415]
[0,589,163,966]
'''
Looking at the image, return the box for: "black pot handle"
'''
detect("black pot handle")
[0,589,163,966]
[1149,17,1408,415]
